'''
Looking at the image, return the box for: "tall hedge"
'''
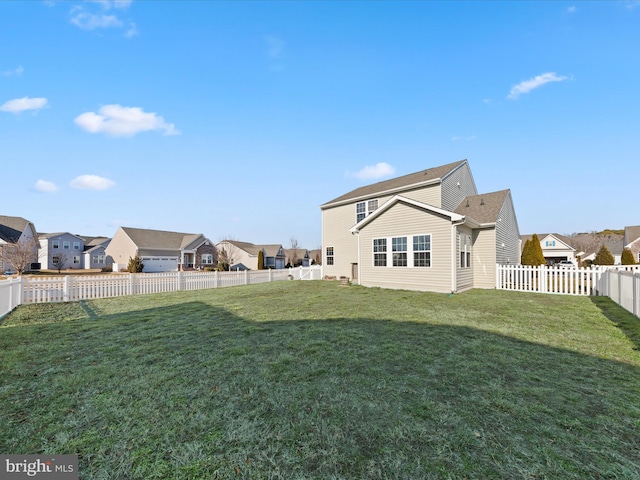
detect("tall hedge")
[257,250,265,270]
[621,248,636,265]
[522,234,546,266]
[593,245,615,265]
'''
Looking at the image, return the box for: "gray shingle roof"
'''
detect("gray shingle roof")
[122,227,205,250]
[453,190,510,224]
[0,215,32,243]
[321,159,467,207]
[624,225,640,246]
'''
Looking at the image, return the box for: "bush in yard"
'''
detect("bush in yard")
[593,245,614,265]
[127,255,144,273]
[621,248,636,265]
[522,234,546,266]
[258,250,264,270]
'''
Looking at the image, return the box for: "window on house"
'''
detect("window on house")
[413,235,431,267]
[63,241,70,250]
[52,240,59,249]
[326,247,334,266]
[201,254,213,264]
[459,233,471,268]
[373,238,387,266]
[392,237,407,267]
[73,242,81,250]
[265,257,275,267]
[52,255,60,264]
[545,240,556,247]
[73,256,80,265]
[93,255,105,264]
[356,199,379,223]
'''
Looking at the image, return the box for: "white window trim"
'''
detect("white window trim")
[459,233,472,269]
[372,234,432,268]
[326,246,335,266]
[356,198,379,223]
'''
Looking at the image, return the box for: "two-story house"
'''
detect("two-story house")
[0,215,39,273]
[320,159,520,293]
[38,232,86,270]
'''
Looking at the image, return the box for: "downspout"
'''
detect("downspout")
[451,219,466,293]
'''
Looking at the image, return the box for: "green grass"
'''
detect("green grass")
[1,282,639,479]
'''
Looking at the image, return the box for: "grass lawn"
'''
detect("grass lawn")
[1,281,639,479]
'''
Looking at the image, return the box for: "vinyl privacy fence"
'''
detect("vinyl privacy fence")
[496,264,640,317]
[0,266,323,318]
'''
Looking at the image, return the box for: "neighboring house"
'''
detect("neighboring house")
[106,227,216,272]
[38,232,85,270]
[0,215,38,273]
[216,240,286,270]
[309,248,322,265]
[321,159,520,293]
[581,239,624,265]
[519,233,577,265]
[623,225,640,263]
[285,248,310,267]
[82,236,112,270]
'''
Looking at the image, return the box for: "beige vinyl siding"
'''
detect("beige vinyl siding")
[441,162,478,211]
[495,193,520,265]
[473,228,497,288]
[322,203,360,278]
[357,202,453,293]
[456,226,473,292]
[104,229,139,267]
[397,184,442,208]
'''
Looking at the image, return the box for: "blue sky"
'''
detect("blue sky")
[2,1,639,248]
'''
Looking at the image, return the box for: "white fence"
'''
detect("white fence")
[497,264,640,317]
[0,266,323,319]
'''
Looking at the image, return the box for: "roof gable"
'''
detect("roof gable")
[0,215,32,243]
[322,159,467,208]
[350,195,464,233]
[624,225,640,247]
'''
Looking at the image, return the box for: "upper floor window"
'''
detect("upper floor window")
[73,242,81,250]
[356,199,379,223]
[52,240,60,249]
[545,240,556,247]
[63,241,70,250]
[326,247,334,266]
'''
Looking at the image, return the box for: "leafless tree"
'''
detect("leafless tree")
[217,236,240,271]
[51,251,71,273]
[288,237,300,267]
[2,238,38,274]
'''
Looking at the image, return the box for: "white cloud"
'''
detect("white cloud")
[0,96,48,114]
[70,9,122,29]
[348,162,396,180]
[69,1,134,34]
[265,35,285,58]
[74,104,179,137]
[622,1,640,10]
[35,180,59,193]
[70,174,116,191]
[567,6,577,13]
[507,72,569,100]
[1,65,24,77]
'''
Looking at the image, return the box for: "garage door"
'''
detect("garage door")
[141,257,179,272]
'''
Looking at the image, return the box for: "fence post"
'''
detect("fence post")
[129,273,134,296]
[178,271,184,291]
[634,273,639,317]
[63,276,70,302]
[269,268,273,283]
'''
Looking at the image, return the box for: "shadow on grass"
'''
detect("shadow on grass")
[590,295,640,350]
[1,300,640,479]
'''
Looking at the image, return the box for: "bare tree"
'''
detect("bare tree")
[217,236,240,271]
[51,251,70,273]
[2,238,38,274]
[288,237,300,267]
